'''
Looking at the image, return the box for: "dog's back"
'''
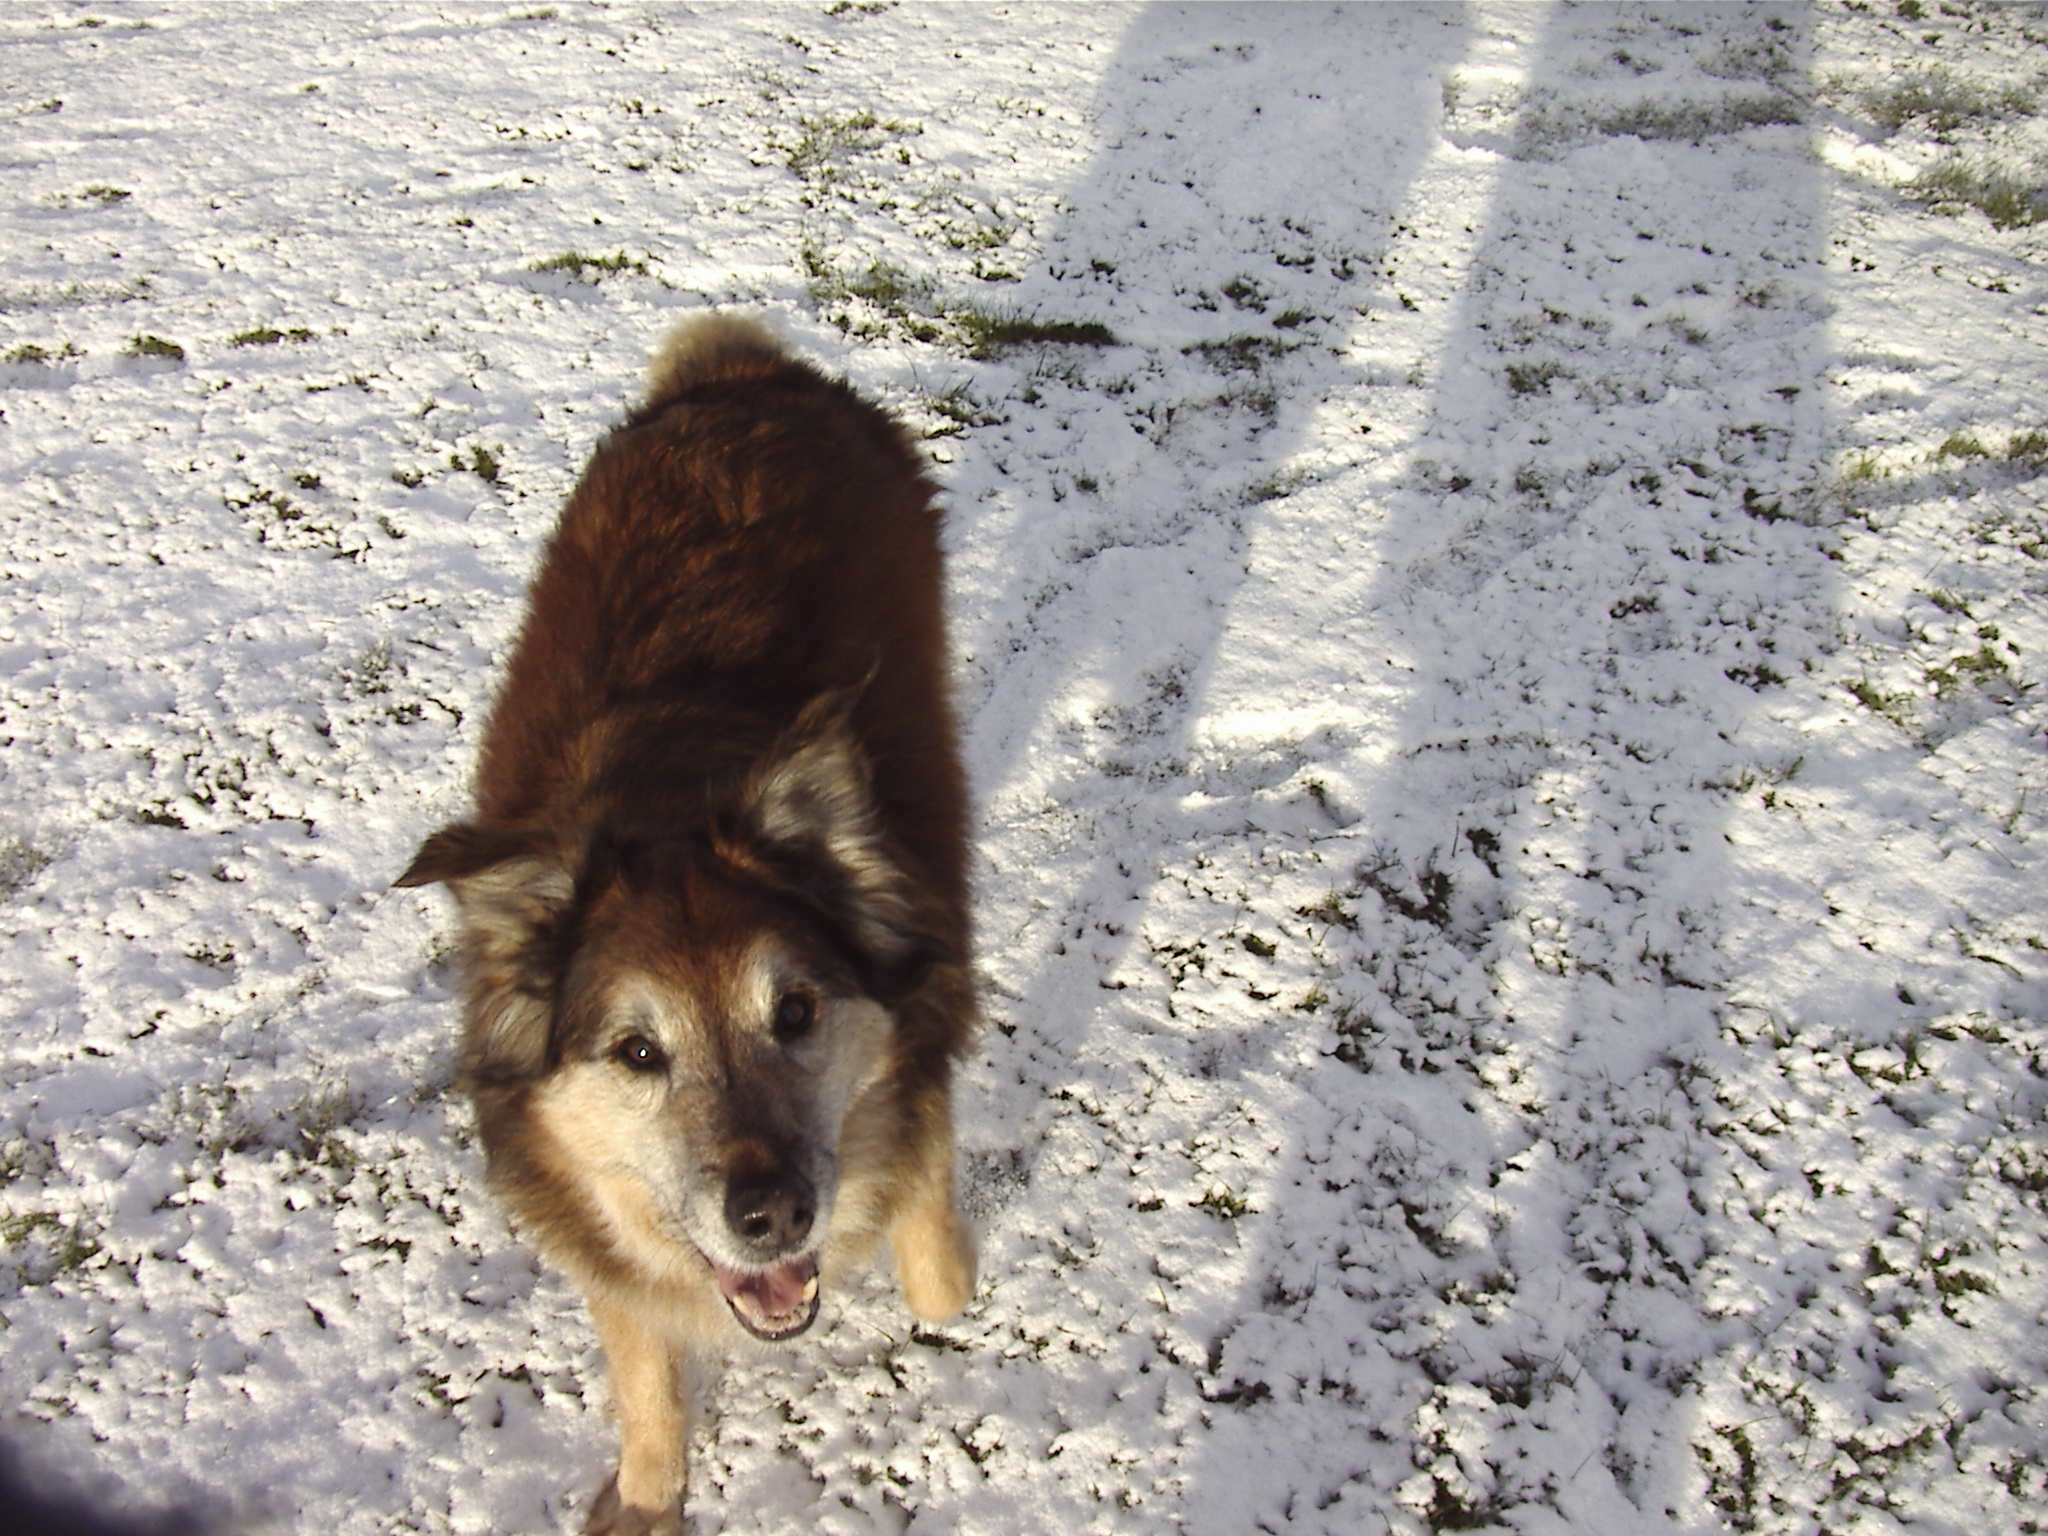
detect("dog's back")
[475,317,969,966]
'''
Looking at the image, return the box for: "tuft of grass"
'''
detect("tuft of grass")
[58,183,131,206]
[1184,334,1290,372]
[1927,643,2016,699]
[4,340,80,364]
[1935,431,1989,460]
[1219,276,1267,311]
[1926,588,1971,615]
[1910,158,2048,230]
[230,325,315,347]
[124,333,184,362]
[1505,359,1568,396]
[1847,677,1916,731]
[1193,1187,1251,1220]
[2008,429,2048,463]
[955,308,1116,359]
[1860,66,2037,134]
[783,109,916,184]
[452,444,501,483]
[919,381,1006,437]
[0,1208,99,1272]
[528,249,650,279]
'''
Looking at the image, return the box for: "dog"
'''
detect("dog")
[396,315,978,1536]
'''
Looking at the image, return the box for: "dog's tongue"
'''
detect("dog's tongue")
[712,1252,820,1338]
[730,1255,814,1314]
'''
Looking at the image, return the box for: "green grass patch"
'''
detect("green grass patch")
[1860,66,2037,134]
[2008,428,2048,462]
[0,1208,100,1271]
[1910,158,2048,230]
[1193,1187,1251,1220]
[1185,334,1291,372]
[1505,359,1569,396]
[3,340,80,364]
[451,444,501,483]
[124,333,184,361]
[230,325,316,347]
[1847,677,1916,731]
[955,308,1117,359]
[1928,643,2016,698]
[783,109,916,184]
[528,249,651,279]
[59,183,130,206]
[1935,431,1990,459]
[1582,94,1801,145]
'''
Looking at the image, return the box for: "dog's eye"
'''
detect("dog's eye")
[613,1034,667,1074]
[772,991,815,1044]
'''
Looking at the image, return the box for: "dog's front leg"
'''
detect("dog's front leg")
[890,1093,977,1322]
[585,1294,688,1536]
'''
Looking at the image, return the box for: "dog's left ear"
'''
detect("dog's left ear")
[736,691,939,1000]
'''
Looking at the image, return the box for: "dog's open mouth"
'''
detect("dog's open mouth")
[710,1252,820,1341]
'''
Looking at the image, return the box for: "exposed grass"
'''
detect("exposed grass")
[918,382,1007,437]
[527,249,651,279]
[1505,359,1569,396]
[955,308,1116,359]
[2008,428,2048,463]
[1927,642,2017,700]
[452,444,501,483]
[1594,95,1802,141]
[783,109,915,184]
[1926,588,1971,615]
[1184,334,1291,372]
[1860,67,2038,134]
[55,183,130,206]
[1193,1186,1251,1220]
[1910,158,2048,230]
[124,333,184,361]
[1847,676,1917,732]
[1935,431,1989,460]
[0,1208,100,1272]
[1220,276,1267,311]
[230,325,316,347]
[4,340,80,364]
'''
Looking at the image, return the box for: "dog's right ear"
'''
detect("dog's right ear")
[395,821,540,889]
[396,821,573,1084]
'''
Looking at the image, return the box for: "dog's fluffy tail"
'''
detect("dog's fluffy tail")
[643,314,789,412]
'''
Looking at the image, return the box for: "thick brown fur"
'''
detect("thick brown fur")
[397,315,976,1535]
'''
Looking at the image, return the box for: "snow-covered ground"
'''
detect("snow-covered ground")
[3,3,2046,1532]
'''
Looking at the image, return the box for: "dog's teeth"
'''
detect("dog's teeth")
[801,1275,818,1302]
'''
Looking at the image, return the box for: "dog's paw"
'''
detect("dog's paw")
[897,1200,977,1322]
[584,1474,686,1536]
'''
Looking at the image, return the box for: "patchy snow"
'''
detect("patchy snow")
[3,3,2046,1533]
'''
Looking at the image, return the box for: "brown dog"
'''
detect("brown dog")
[396,316,977,1535]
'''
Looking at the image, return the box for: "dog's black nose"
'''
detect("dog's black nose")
[724,1170,816,1254]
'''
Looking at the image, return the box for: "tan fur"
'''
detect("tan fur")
[397,315,978,1533]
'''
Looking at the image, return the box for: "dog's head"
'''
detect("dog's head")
[396,694,946,1340]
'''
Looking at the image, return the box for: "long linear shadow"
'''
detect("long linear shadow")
[932,3,1483,1531]
[1160,7,1838,1531]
